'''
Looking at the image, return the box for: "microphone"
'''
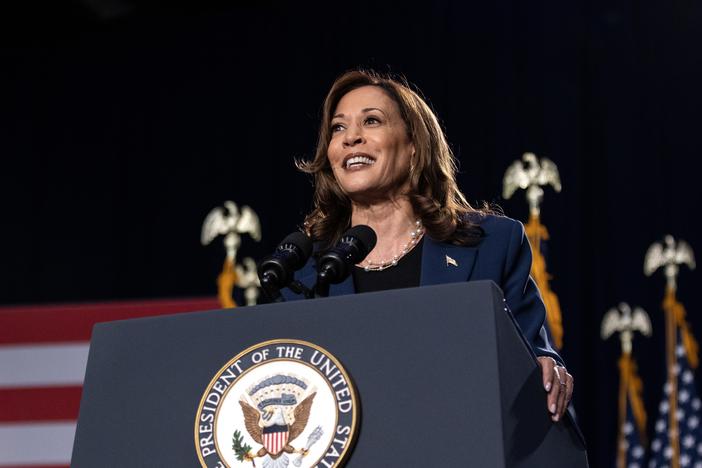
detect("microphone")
[314,225,377,297]
[258,231,313,301]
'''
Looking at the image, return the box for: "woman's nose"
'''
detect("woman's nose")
[343,124,363,146]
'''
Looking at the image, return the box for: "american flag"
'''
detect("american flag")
[0,297,219,468]
[649,336,702,468]
[620,402,648,467]
[616,351,649,468]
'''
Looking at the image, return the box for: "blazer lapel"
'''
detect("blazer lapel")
[420,236,478,286]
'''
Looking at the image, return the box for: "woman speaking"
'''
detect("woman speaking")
[284,69,573,421]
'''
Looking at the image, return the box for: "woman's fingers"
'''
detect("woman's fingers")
[538,356,556,391]
[555,370,567,420]
[561,371,574,418]
[565,372,575,404]
[537,357,559,416]
[537,357,575,422]
[554,367,575,421]
[550,366,563,419]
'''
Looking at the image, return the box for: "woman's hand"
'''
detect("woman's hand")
[537,356,574,422]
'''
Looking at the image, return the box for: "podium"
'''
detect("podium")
[71,281,588,467]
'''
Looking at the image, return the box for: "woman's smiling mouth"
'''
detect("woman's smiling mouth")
[344,153,376,170]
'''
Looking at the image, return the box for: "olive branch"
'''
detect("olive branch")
[232,430,255,466]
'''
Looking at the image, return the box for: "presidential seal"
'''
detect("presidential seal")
[195,339,358,468]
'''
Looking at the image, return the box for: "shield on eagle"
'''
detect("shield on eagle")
[262,424,289,455]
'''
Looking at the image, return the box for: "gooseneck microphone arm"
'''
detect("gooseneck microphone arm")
[259,275,285,303]
[313,225,377,298]
[257,231,313,302]
[314,270,331,298]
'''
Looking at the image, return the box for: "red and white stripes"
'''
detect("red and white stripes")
[263,430,289,455]
[0,297,219,468]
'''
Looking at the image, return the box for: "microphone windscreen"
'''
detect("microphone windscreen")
[279,231,313,266]
[343,225,377,255]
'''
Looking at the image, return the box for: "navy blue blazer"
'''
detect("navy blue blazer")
[281,214,562,364]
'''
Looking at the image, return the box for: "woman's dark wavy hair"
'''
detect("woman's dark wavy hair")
[297,69,488,248]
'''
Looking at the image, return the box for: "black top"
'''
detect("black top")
[352,238,424,293]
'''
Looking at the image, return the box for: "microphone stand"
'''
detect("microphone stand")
[260,273,283,303]
[313,267,333,298]
[290,280,314,299]
[260,276,314,302]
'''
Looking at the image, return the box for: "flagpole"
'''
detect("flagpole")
[616,354,629,468]
[525,212,564,349]
[645,234,697,468]
[665,284,681,468]
[602,302,651,467]
[502,153,564,349]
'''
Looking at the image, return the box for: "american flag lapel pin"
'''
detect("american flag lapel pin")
[446,255,458,267]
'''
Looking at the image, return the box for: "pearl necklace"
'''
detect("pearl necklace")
[360,220,425,272]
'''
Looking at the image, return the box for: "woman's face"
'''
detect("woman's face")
[327,86,414,202]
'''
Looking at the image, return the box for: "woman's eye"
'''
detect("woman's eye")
[331,123,344,133]
[365,117,380,125]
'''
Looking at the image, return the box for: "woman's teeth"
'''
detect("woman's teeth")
[345,156,375,168]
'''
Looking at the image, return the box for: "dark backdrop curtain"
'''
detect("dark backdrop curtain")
[2,1,701,465]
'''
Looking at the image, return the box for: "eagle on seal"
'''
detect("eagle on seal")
[239,392,316,467]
